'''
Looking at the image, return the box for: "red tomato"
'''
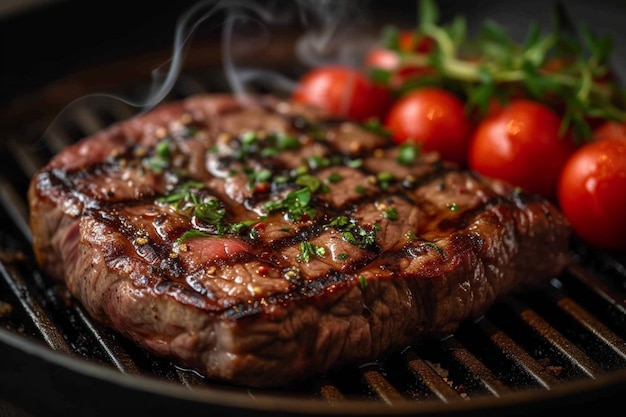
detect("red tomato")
[365,31,434,69]
[365,48,400,71]
[467,100,577,199]
[557,136,626,252]
[292,66,392,122]
[592,120,626,141]
[397,30,436,53]
[384,87,472,165]
[364,31,435,89]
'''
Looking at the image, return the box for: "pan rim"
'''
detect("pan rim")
[2,327,626,416]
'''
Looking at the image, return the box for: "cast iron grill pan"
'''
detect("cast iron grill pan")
[1,73,626,417]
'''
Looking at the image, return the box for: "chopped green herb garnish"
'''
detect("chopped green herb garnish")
[263,187,317,221]
[184,125,199,137]
[308,155,331,169]
[424,241,444,256]
[246,168,272,190]
[397,142,421,165]
[229,220,259,233]
[327,172,344,183]
[294,165,309,176]
[144,140,172,173]
[234,131,302,161]
[362,118,392,137]
[261,132,301,157]
[156,181,203,204]
[337,253,350,261]
[275,132,300,150]
[191,195,226,225]
[327,215,350,228]
[343,229,368,245]
[377,171,394,190]
[296,241,326,263]
[241,131,257,144]
[295,174,323,193]
[176,229,211,243]
[273,175,289,184]
[158,182,257,236]
[377,171,394,182]
[325,216,378,249]
[382,207,399,220]
[255,169,272,183]
[358,275,368,289]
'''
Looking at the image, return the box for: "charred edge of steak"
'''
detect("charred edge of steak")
[28,94,572,387]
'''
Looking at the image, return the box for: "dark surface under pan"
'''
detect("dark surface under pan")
[1,1,626,416]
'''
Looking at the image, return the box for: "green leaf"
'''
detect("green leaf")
[481,20,511,46]
[522,22,542,51]
[369,0,626,140]
[466,82,495,116]
[381,25,401,50]
[581,25,613,64]
[447,15,467,47]
[397,76,442,95]
[176,229,211,243]
[368,67,392,84]
[477,66,494,84]
[522,23,553,67]
[418,0,439,29]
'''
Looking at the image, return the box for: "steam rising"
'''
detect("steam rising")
[126,0,374,106]
[295,0,373,68]
[43,0,376,140]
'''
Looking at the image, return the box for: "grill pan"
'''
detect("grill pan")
[1,1,626,416]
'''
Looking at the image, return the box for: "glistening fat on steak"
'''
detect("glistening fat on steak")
[28,94,572,388]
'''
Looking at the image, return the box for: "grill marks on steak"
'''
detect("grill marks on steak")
[28,94,572,387]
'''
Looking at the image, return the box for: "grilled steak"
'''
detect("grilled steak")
[28,93,572,388]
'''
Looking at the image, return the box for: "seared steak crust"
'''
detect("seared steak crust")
[28,94,571,387]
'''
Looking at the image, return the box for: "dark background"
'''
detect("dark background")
[2,0,626,107]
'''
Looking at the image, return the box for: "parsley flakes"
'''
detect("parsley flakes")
[296,241,326,263]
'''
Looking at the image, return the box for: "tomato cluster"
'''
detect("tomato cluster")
[291,33,626,252]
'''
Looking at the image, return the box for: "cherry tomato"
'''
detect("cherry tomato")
[557,136,626,252]
[364,31,435,89]
[384,87,472,165]
[399,30,435,53]
[467,100,576,200]
[365,48,402,72]
[592,120,626,141]
[292,65,392,122]
[365,30,434,69]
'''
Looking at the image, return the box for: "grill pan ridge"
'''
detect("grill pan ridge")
[2,1,626,416]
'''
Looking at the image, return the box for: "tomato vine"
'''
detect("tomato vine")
[370,0,626,141]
